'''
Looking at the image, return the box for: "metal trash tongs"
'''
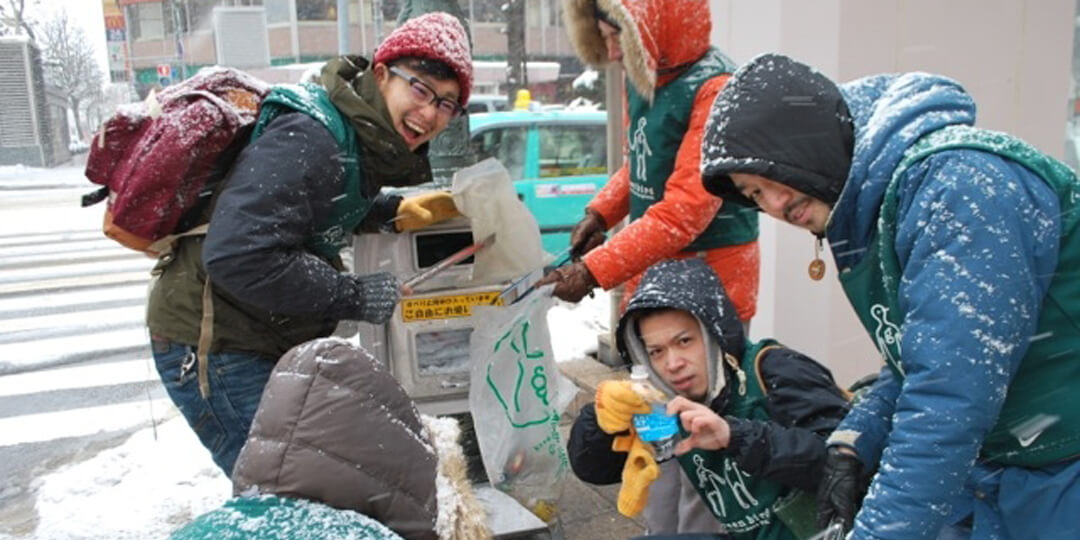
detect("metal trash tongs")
[490,246,573,305]
[402,233,496,293]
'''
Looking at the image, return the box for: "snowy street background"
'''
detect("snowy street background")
[0,161,612,540]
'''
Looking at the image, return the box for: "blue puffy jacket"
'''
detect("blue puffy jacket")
[829,72,1071,539]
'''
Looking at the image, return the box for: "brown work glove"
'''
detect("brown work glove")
[612,432,660,518]
[535,261,598,303]
[594,380,651,434]
[568,209,607,259]
[395,191,461,231]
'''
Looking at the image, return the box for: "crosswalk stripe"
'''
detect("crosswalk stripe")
[0,359,160,398]
[0,327,150,375]
[0,271,150,295]
[2,305,145,335]
[0,398,176,447]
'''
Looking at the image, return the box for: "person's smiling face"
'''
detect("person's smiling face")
[374,62,461,150]
[730,172,831,235]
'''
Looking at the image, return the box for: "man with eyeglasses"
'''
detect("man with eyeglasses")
[145,12,473,477]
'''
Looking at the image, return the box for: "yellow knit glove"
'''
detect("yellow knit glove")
[595,380,651,434]
[615,434,660,517]
[395,191,461,231]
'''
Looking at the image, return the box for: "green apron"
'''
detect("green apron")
[837,125,1080,466]
[626,48,758,251]
[677,340,801,540]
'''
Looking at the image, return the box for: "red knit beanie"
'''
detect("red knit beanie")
[373,12,473,106]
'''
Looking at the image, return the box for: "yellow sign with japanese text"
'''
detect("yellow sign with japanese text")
[401,291,504,322]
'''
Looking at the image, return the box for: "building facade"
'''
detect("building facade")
[113,0,581,99]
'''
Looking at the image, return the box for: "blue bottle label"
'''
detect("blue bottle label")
[632,404,679,442]
[631,404,679,462]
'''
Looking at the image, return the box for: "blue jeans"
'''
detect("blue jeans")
[151,336,276,477]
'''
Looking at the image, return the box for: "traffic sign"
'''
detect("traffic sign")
[156,64,171,78]
[159,76,171,87]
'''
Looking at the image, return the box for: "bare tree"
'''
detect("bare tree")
[38,10,104,141]
[0,0,39,40]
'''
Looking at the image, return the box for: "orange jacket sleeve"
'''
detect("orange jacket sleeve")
[584,75,730,289]
[587,164,629,227]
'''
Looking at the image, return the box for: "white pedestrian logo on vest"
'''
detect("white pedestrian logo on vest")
[870,303,903,373]
[693,454,759,518]
[631,117,652,184]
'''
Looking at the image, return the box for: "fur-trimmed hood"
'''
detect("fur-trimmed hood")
[562,0,712,102]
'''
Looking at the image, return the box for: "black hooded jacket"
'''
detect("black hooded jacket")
[698,53,854,210]
[567,259,850,493]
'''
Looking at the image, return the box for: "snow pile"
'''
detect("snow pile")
[548,291,610,361]
[572,69,599,90]
[25,416,230,540]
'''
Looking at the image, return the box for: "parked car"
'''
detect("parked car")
[465,94,510,114]
[469,109,608,256]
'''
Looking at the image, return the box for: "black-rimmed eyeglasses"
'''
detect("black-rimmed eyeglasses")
[388,66,465,119]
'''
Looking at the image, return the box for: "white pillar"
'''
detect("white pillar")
[710,0,1076,386]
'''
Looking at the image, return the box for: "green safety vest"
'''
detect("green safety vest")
[626,48,758,252]
[677,339,801,540]
[251,83,373,260]
[837,125,1080,466]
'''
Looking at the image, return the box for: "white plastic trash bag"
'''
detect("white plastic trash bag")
[468,286,577,522]
[451,158,547,284]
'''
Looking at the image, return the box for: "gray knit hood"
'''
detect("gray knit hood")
[616,258,746,406]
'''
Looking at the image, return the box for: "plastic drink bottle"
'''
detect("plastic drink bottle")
[628,365,680,462]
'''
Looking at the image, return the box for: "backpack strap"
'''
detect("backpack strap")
[197,278,214,398]
[751,344,783,396]
[146,223,210,260]
[146,223,216,398]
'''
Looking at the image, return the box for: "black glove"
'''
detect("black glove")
[816,446,866,533]
[568,209,606,259]
[352,272,401,324]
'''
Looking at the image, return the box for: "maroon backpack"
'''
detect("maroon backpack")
[82,67,270,256]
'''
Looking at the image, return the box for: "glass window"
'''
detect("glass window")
[297,0,335,20]
[1068,0,1080,171]
[131,3,164,40]
[537,124,606,178]
[471,126,528,180]
[379,0,402,21]
[263,0,291,23]
[471,0,506,23]
[163,1,186,34]
[188,0,220,31]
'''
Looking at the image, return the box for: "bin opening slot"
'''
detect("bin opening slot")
[415,232,476,269]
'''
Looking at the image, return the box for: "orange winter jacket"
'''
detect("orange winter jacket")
[564,0,760,321]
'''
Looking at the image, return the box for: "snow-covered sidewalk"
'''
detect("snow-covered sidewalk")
[0,286,610,539]
[0,162,90,190]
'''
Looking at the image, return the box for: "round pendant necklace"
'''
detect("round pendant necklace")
[808,237,825,281]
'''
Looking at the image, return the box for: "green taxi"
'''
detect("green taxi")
[469,109,608,255]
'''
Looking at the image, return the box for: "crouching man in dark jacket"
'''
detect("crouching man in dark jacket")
[567,258,850,539]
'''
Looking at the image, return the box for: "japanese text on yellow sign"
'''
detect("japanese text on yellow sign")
[401,291,504,322]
